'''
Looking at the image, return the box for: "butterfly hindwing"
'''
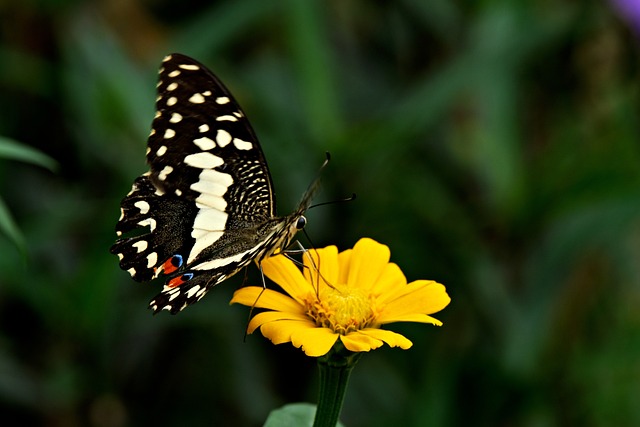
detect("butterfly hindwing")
[112,174,196,282]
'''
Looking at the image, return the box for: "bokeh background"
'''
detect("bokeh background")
[1,0,640,426]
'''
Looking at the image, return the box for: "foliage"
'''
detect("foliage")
[1,0,639,426]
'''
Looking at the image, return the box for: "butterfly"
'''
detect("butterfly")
[110,53,323,314]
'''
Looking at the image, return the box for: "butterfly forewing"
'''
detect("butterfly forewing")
[110,53,311,314]
[147,54,275,221]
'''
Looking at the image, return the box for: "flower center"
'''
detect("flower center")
[305,284,376,334]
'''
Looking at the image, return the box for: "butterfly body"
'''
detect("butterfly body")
[111,54,317,314]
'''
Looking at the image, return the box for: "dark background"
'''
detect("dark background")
[1,0,639,426]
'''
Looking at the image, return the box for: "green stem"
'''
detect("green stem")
[313,340,362,427]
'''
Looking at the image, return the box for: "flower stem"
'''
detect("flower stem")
[313,340,362,427]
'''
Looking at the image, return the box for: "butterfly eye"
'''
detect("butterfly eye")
[296,216,307,230]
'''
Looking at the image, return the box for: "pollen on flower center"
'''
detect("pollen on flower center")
[306,285,377,334]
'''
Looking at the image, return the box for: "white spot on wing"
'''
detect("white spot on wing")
[194,194,227,211]
[186,169,234,263]
[186,285,201,299]
[138,217,157,231]
[158,165,174,181]
[189,93,205,104]
[132,240,148,253]
[187,230,224,264]
[167,82,178,91]
[216,129,232,147]
[170,113,182,123]
[147,252,158,268]
[216,115,238,122]
[193,136,216,150]
[179,64,200,70]
[192,169,233,198]
[127,267,136,277]
[134,200,150,214]
[233,138,253,150]
[167,97,177,106]
[202,91,212,96]
[184,152,224,169]
[193,246,257,271]
[192,180,229,210]
[157,145,167,156]
[199,124,209,133]
[164,129,175,139]
[168,70,180,78]
[216,97,230,104]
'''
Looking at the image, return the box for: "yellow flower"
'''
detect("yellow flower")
[230,238,451,357]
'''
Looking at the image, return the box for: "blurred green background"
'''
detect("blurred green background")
[1,0,639,426]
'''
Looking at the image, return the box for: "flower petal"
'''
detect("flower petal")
[378,313,443,326]
[337,249,352,284]
[247,311,311,334]
[347,238,391,290]
[359,328,413,349]
[261,255,312,303]
[377,280,450,321]
[369,262,407,297]
[303,246,339,291]
[260,319,318,344]
[291,327,339,357]
[231,286,304,314]
[340,331,383,352]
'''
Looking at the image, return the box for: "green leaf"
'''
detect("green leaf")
[264,403,346,427]
[0,197,26,254]
[0,136,57,172]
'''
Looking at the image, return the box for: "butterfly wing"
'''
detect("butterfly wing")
[111,54,277,313]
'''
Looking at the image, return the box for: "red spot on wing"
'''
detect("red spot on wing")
[168,275,186,288]
[163,256,180,274]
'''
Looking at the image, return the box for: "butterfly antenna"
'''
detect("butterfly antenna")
[308,193,356,210]
[298,152,331,212]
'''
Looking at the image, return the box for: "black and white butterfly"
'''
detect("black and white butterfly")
[110,53,322,314]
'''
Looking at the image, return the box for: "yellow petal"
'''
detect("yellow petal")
[347,238,391,290]
[261,255,311,303]
[359,328,413,349]
[337,249,352,284]
[303,246,339,291]
[340,332,383,352]
[378,313,443,326]
[291,327,339,357]
[231,286,304,314]
[369,262,407,297]
[246,311,311,334]
[260,319,317,344]
[379,280,450,318]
